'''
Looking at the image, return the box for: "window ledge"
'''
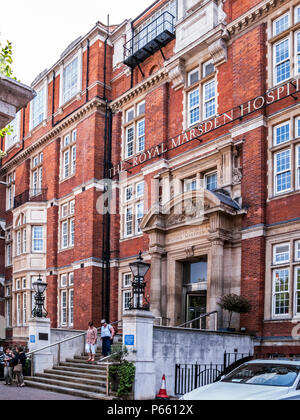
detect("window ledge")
[60,92,82,111]
[264,318,293,323]
[60,173,76,184]
[58,246,74,253]
[268,189,300,202]
[120,234,144,242]
[5,141,21,154]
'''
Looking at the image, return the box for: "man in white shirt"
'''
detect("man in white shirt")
[101,319,115,357]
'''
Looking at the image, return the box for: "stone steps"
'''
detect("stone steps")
[44,368,107,381]
[36,372,107,387]
[24,353,119,400]
[24,380,116,400]
[25,375,108,394]
[52,364,107,376]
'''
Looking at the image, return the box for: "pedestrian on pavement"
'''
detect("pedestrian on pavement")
[100,320,115,357]
[3,348,13,385]
[86,322,98,362]
[13,346,26,387]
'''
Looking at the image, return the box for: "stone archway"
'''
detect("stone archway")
[140,189,243,327]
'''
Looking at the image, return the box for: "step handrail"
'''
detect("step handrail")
[26,320,123,357]
[178,311,218,330]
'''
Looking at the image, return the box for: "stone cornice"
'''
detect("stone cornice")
[110,69,168,112]
[0,96,106,174]
[227,0,290,37]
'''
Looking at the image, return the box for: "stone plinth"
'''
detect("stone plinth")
[122,310,156,400]
[28,318,53,374]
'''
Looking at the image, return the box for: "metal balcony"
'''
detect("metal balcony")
[124,11,175,70]
[14,189,48,209]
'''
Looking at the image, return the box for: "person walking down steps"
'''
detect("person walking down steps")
[86,322,98,363]
[100,320,115,357]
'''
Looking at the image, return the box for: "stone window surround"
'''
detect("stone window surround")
[265,227,300,322]
[58,270,74,328]
[58,48,83,109]
[120,175,145,241]
[58,197,75,252]
[31,151,44,197]
[267,1,300,89]
[268,107,300,200]
[29,79,48,132]
[184,66,217,130]
[122,99,146,161]
[60,129,77,182]
[5,228,12,267]
[6,171,15,211]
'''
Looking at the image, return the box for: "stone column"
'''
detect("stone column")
[28,318,54,374]
[208,236,225,330]
[150,251,163,320]
[122,310,156,400]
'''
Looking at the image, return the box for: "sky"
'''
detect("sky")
[0,0,153,85]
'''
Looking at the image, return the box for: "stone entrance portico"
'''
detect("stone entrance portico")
[141,188,243,329]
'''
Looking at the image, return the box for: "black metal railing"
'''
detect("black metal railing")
[124,11,175,68]
[175,363,224,395]
[14,189,48,209]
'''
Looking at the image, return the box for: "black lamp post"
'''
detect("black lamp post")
[129,251,150,311]
[32,274,48,318]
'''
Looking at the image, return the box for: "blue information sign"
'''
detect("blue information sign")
[30,335,36,344]
[125,335,135,346]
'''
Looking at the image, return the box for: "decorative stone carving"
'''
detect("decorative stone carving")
[167,58,186,91]
[185,246,195,259]
[232,168,243,185]
[218,0,227,25]
[166,199,204,227]
[208,38,228,66]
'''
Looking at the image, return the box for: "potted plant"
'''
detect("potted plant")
[109,346,135,398]
[218,294,252,332]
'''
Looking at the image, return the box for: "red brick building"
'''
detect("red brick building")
[1,0,300,356]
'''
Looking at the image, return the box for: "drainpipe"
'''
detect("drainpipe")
[102,18,112,321]
[86,39,90,103]
[52,71,56,127]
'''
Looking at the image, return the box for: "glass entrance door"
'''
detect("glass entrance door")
[186,293,207,329]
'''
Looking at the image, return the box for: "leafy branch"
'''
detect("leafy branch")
[0,40,17,156]
[0,41,16,80]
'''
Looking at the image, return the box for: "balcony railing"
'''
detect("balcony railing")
[124,11,176,69]
[14,189,48,209]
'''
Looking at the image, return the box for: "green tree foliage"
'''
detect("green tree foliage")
[218,294,252,329]
[0,40,17,156]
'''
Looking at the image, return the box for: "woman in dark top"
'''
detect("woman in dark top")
[13,347,26,387]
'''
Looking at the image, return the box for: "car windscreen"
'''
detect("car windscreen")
[221,363,300,387]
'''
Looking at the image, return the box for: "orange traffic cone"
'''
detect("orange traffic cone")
[156,375,169,400]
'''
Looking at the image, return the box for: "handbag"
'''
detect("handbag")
[13,362,23,373]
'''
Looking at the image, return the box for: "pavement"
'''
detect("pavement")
[0,381,88,400]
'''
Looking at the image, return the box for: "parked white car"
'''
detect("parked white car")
[180,360,300,400]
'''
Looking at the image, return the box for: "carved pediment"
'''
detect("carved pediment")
[140,188,239,233]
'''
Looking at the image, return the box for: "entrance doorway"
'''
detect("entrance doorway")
[186,292,207,329]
